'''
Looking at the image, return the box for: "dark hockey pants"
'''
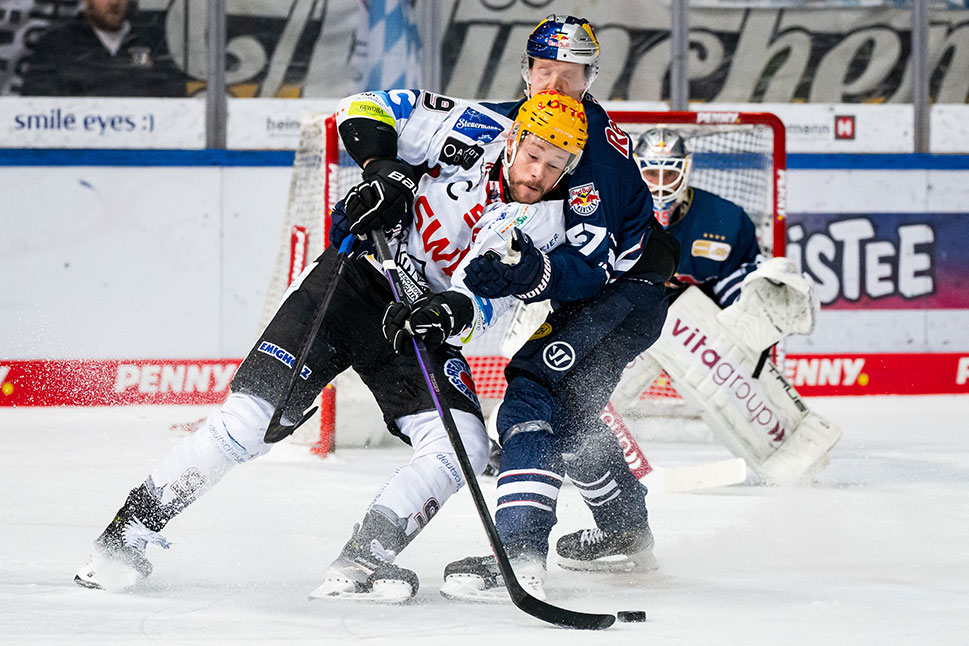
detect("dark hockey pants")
[495,278,669,554]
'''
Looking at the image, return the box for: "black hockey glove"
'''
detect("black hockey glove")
[464,228,551,301]
[344,158,419,240]
[382,291,474,354]
[625,224,681,284]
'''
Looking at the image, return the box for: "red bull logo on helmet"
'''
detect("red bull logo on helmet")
[568,182,600,216]
[549,32,571,49]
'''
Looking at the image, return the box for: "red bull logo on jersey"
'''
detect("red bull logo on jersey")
[568,182,600,216]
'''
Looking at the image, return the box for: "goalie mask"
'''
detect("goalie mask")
[634,128,693,228]
[521,15,600,98]
[504,90,588,190]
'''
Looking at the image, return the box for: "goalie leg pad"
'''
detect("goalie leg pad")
[649,287,841,485]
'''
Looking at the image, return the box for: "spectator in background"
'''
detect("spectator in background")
[20,0,186,97]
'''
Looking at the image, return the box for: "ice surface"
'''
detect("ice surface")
[1,396,968,644]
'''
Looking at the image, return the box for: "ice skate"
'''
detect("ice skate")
[555,525,657,572]
[74,485,171,591]
[440,546,546,602]
[309,511,418,603]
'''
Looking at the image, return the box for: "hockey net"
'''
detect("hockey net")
[263,110,786,451]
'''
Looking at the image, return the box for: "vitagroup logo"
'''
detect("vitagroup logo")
[258,342,312,380]
[453,108,504,143]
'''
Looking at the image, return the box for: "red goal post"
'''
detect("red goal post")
[266,109,787,452]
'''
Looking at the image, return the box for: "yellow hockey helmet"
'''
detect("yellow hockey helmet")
[507,90,588,176]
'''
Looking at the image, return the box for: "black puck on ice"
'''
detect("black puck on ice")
[617,610,647,623]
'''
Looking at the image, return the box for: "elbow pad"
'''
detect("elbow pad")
[338,118,399,167]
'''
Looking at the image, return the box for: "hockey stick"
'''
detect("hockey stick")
[264,236,355,443]
[371,230,615,631]
[601,402,747,493]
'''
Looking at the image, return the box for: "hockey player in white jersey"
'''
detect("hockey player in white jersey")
[73,90,589,601]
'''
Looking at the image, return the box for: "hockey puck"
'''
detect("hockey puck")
[617,610,647,623]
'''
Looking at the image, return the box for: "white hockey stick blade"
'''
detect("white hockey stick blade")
[642,457,747,494]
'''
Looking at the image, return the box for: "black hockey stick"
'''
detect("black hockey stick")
[264,236,355,443]
[371,230,615,630]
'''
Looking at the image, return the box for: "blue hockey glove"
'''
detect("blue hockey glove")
[344,158,419,241]
[328,199,351,248]
[382,291,473,354]
[464,228,551,301]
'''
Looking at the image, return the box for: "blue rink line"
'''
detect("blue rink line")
[1,148,968,169]
[0,148,296,167]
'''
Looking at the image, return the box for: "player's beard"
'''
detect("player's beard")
[506,176,548,204]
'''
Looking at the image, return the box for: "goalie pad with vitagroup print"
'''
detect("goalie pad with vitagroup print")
[646,286,841,485]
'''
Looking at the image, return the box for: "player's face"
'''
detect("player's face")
[641,168,686,196]
[86,0,128,32]
[528,59,588,101]
[507,134,572,204]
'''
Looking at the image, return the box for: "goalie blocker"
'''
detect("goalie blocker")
[621,285,841,486]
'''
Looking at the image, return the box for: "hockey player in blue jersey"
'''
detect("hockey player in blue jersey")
[474,15,657,303]
[548,127,835,573]
[439,16,679,601]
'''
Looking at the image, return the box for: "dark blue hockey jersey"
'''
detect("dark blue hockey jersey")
[667,187,762,307]
[484,96,654,302]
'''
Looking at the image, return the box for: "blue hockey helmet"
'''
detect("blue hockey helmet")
[521,15,600,98]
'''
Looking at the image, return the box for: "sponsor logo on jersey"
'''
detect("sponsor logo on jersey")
[691,239,732,261]
[529,322,553,341]
[439,136,484,170]
[258,342,312,380]
[568,182,600,216]
[444,358,479,406]
[494,205,534,239]
[542,341,576,371]
[346,100,395,126]
[453,108,504,143]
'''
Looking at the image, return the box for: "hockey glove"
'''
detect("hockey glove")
[382,291,474,354]
[464,228,551,301]
[344,158,419,240]
[328,199,351,248]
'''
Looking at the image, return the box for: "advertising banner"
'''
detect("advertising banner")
[0,97,205,149]
[789,211,969,309]
[4,352,968,408]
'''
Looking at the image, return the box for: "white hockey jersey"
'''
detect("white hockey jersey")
[335,89,567,344]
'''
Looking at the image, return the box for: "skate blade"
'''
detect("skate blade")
[309,578,414,604]
[440,575,508,603]
[558,551,659,573]
[73,554,142,592]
